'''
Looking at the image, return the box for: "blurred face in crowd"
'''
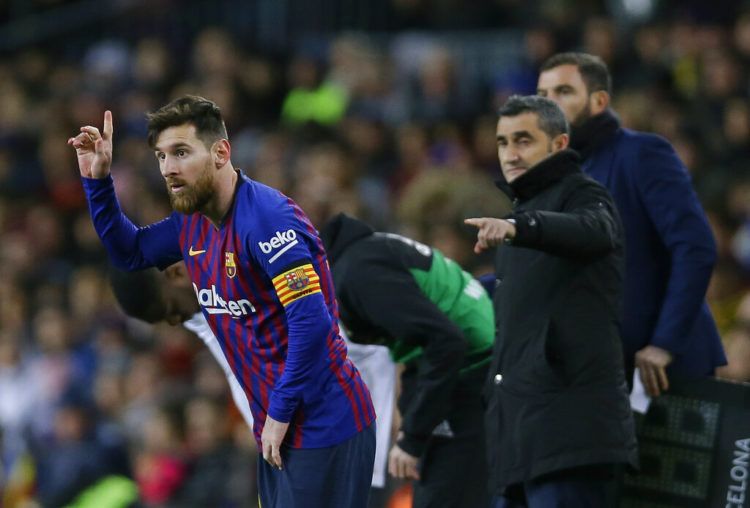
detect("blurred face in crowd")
[537,64,605,127]
[161,262,200,325]
[155,123,218,214]
[496,112,568,183]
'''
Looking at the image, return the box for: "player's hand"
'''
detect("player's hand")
[67,110,114,179]
[388,442,420,480]
[464,217,516,254]
[635,345,673,397]
[261,415,289,470]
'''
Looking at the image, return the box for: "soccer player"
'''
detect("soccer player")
[109,263,255,431]
[69,96,375,508]
[110,261,396,491]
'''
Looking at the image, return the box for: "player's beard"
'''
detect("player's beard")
[167,160,215,214]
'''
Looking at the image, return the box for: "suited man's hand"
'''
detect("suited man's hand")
[635,345,673,397]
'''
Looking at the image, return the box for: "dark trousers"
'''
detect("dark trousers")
[411,376,489,508]
[413,429,489,508]
[257,423,376,508]
[491,464,619,508]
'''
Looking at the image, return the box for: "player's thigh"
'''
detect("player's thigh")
[258,424,375,508]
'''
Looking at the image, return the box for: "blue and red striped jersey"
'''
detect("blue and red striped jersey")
[84,172,375,448]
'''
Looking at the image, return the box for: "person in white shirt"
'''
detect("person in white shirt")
[109,261,395,488]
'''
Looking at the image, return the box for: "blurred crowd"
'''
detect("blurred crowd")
[1,0,750,506]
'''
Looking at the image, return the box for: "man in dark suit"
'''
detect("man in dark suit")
[537,52,726,396]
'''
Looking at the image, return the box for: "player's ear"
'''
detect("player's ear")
[165,261,188,282]
[173,262,187,279]
[213,139,231,168]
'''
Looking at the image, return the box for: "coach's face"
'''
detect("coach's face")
[496,112,566,183]
[155,123,216,214]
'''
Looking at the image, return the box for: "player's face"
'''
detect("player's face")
[155,124,216,214]
[537,64,592,127]
[496,112,565,183]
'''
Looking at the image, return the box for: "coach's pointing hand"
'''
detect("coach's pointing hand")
[68,110,113,179]
[262,415,290,470]
[464,217,517,254]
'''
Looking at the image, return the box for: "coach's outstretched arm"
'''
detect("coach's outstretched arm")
[68,111,181,271]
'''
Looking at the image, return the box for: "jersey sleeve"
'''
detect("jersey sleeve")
[83,175,182,270]
[249,198,317,276]
[247,196,333,423]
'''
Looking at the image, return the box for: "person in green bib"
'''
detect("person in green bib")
[321,213,493,508]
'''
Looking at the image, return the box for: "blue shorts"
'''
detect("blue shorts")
[258,423,376,508]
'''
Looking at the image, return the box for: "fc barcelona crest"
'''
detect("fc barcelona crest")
[225,252,237,278]
[285,268,310,290]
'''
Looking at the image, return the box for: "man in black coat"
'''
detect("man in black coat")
[321,214,495,508]
[466,95,637,507]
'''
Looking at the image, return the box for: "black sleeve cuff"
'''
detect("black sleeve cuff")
[507,211,540,246]
[397,433,429,457]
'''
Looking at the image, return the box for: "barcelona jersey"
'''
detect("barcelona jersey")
[83,172,375,448]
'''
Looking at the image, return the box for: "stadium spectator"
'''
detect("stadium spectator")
[717,291,750,382]
[30,386,135,508]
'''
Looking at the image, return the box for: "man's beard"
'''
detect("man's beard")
[167,162,215,214]
[570,99,593,128]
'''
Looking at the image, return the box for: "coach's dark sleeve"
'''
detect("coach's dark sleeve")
[509,181,622,259]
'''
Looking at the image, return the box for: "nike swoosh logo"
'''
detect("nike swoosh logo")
[189,246,207,256]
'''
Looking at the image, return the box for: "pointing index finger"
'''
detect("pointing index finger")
[103,110,113,140]
[464,218,483,228]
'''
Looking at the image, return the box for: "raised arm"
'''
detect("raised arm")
[69,110,181,270]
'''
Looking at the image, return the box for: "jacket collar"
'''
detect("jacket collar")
[495,149,582,201]
[570,109,621,160]
[320,213,374,263]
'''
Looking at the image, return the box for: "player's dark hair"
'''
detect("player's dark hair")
[109,267,165,323]
[146,95,228,149]
[540,52,612,95]
[498,95,569,139]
